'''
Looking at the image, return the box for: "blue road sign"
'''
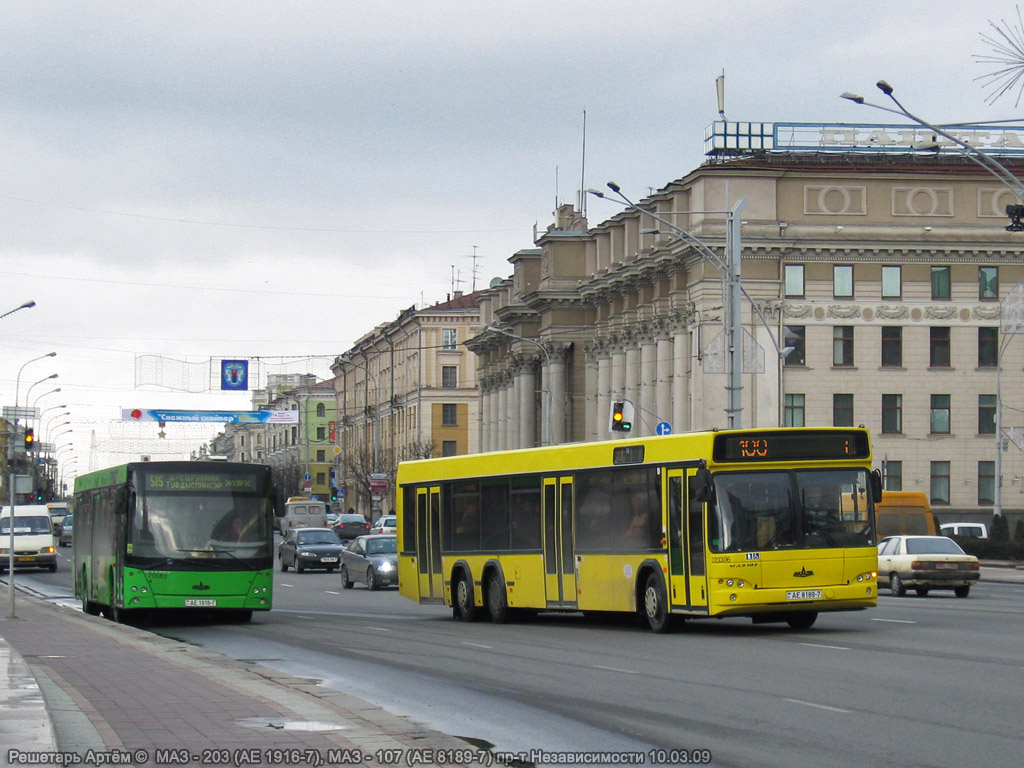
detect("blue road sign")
[656,421,673,435]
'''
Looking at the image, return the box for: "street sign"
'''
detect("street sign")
[3,406,37,420]
[304,473,311,481]
[656,422,673,435]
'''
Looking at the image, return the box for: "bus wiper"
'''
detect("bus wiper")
[176,548,258,570]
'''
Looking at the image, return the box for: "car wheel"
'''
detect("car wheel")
[486,571,509,624]
[786,611,818,630]
[642,572,673,633]
[341,566,353,589]
[367,567,379,591]
[296,562,304,574]
[49,563,58,573]
[890,572,906,597]
[915,587,930,597]
[280,556,289,572]
[454,571,478,621]
[954,585,971,598]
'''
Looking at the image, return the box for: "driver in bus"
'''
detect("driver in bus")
[213,511,251,542]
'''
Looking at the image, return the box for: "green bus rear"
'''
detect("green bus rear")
[73,461,276,622]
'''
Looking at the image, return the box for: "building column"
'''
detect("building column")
[597,348,612,441]
[518,365,536,448]
[639,334,657,436]
[624,341,640,424]
[656,334,673,432]
[673,328,690,433]
[549,348,567,445]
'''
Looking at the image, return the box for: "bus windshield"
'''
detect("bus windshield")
[709,468,874,552]
[127,490,273,568]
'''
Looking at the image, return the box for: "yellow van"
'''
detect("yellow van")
[874,491,937,538]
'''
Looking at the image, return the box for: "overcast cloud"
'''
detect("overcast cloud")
[1,0,1020,478]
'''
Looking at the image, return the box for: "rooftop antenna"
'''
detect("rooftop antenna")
[464,245,481,292]
[716,70,727,120]
[580,109,587,217]
[450,264,464,295]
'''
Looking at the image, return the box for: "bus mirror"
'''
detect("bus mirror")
[690,468,714,503]
[870,469,883,503]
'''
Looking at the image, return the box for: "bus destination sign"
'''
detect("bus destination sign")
[713,430,870,463]
[143,472,260,493]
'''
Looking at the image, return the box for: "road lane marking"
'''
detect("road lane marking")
[798,642,850,650]
[593,665,639,674]
[461,641,493,649]
[784,698,851,713]
[324,590,340,595]
[364,626,391,632]
[872,617,916,624]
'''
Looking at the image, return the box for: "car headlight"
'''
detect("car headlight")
[298,551,314,557]
[377,561,394,572]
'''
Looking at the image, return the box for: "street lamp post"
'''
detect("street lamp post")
[0,300,36,321]
[486,325,553,446]
[7,350,57,618]
[842,80,1024,518]
[590,183,749,428]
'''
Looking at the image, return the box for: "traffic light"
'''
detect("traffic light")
[611,401,633,432]
[24,428,36,450]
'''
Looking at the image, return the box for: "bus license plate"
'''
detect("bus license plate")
[786,590,822,601]
[185,599,217,607]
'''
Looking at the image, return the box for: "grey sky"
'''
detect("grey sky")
[1,0,1020,477]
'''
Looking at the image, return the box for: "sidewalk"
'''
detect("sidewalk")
[0,595,480,768]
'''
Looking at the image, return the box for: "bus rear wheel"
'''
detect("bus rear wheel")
[454,572,478,621]
[785,611,818,630]
[486,571,509,623]
[642,572,673,633]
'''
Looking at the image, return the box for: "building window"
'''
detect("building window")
[882,394,903,434]
[316,426,326,440]
[833,265,853,298]
[442,328,458,350]
[930,461,951,505]
[442,403,457,426]
[833,326,854,366]
[930,327,951,367]
[784,265,805,297]
[979,394,997,434]
[931,266,951,299]
[316,450,326,462]
[881,326,902,367]
[979,327,998,367]
[316,403,326,417]
[884,460,902,491]
[784,394,805,427]
[978,461,996,505]
[882,265,902,299]
[979,266,998,300]
[442,366,458,388]
[930,394,951,434]
[784,325,806,366]
[833,394,854,427]
[442,440,458,457]
[316,472,326,485]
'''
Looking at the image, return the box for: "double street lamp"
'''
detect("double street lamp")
[842,80,1024,516]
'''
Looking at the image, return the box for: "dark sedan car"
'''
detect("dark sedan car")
[340,534,398,590]
[333,513,371,540]
[278,527,346,573]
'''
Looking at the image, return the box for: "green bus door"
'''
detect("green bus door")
[415,487,443,600]
[667,468,708,610]
[543,476,577,608]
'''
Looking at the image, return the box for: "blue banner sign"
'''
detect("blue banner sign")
[122,408,298,424]
[220,359,249,391]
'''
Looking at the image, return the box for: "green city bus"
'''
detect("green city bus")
[73,460,276,622]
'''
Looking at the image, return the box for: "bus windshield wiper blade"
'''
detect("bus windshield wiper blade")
[175,548,258,570]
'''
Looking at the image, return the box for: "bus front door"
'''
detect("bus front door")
[415,487,444,601]
[667,468,708,611]
[543,476,577,608]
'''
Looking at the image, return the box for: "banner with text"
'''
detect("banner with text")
[122,408,298,424]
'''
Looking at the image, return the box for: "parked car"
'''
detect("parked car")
[278,527,346,573]
[877,535,980,598]
[59,514,73,547]
[370,515,397,535]
[340,534,398,590]
[940,522,989,539]
[334,513,371,540]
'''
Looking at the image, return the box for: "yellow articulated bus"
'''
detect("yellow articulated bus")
[397,427,880,632]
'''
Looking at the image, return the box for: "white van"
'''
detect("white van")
[940,522,989,539]
[279,497,328,536]
[46,502,70,534]
[0,505,58,573]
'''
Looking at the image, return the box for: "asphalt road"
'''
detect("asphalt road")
[13,546,1024,768]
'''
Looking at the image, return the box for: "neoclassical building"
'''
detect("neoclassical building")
[468,121,1024,523]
